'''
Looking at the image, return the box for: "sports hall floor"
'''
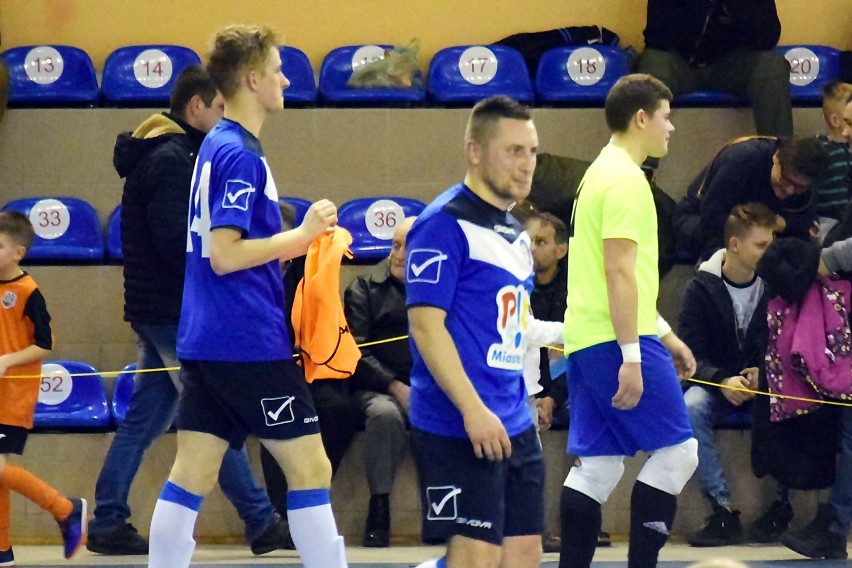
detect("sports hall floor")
[12,542,851,567]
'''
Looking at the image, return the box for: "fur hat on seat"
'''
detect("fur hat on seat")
[756,237,821,304]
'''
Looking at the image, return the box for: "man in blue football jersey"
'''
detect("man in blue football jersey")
[146,25,347,568]
[409,96,543,568]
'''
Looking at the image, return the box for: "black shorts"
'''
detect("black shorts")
[0,425,29,455]
[412,425,544,546]
[177,359,320,448]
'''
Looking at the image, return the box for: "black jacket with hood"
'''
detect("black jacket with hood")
[114,112,206,324]
[678,248,768,387]
[643,0,781,67]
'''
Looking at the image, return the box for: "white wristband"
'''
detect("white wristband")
[656,315,672,338]
[620,342,641,363]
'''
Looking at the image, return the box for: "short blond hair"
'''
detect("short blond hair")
[207,25,279,99]
[821,81,852,120]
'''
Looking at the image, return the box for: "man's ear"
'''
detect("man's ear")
[556,242,568,260]
[465,138,482,166]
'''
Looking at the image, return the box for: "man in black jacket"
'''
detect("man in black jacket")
[343,216,416,548]
[679,202,792,547]
[673,136,828,261]
[637,0,792,137]
[88,66,290,556]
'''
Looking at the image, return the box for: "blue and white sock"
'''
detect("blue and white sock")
[287,488,347,568]
[148,481,202,568]
[416,557,447,568]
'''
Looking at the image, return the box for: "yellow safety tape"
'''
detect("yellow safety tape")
[6,335,852,409]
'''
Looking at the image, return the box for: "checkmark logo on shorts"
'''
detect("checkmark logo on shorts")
[222,180,255,211]
[408,249,447,284]
[0,434,6,440]
[426,485,461,520]
[261,396,296,426]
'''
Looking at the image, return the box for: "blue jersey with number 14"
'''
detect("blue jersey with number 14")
[178,119,292,362]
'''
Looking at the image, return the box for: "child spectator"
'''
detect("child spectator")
[813,82,852,222]
[0,211,86,566]
[679,203,793,547]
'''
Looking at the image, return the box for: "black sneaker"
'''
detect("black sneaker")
[780,504,848,560]
[748,500,794,543]
[251,513,295,555]
[688,506,745,547]
[86,522,148,555]
[363,494,390,548]
[597,530,612,547]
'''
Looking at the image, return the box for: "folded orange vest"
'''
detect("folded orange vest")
[291,226,361,382]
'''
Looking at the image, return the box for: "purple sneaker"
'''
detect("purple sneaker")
[0,547,14,567]
[58,498,87,559]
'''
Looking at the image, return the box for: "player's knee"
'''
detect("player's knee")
[287,453,332,490]
[638,438,698,495]
[563,455,625,504]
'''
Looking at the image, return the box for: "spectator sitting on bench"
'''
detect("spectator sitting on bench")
[637,0,792,137]
[679,202,793,546]
[812,82,852,224]
[673,136,828,261]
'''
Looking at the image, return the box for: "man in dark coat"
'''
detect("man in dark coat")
[673,136,828,261]
[637,0,792,136]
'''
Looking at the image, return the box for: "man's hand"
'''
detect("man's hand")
[612,362,643,410]
[299,199,337,241]
[721,376,755,406]
[0,354,9,378]
[387,380,410,414]
[819,258,831,277]
[661,333,697,380]
[462,404,512,461]
[536,397,556,431]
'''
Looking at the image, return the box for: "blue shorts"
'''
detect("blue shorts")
[177,359,320,448]
[566,336,693,457]
[411,425,544,546]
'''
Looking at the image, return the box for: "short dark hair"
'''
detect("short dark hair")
[605,74,673,133]
[538,212,568,245]
[465,95,533,146]
[169,65,218,115]
[509,199,538,225]
[0,211,35,252]
[207,25,279,99]
[777,136,829,182]
[723,202,782,246]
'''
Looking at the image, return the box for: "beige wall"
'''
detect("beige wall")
[1,0,850,72]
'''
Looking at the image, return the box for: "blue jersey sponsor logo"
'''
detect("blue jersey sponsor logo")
[222,179,255,211]
[486,284,528,370]
[408,249,448,284]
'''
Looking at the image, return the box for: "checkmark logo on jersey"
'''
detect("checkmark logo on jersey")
[222,180,256,211]
[261,396,296,426]
[408,249,447,284]
[426,485,461,520]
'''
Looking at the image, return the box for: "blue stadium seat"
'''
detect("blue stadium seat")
[337,197,426,260]
[107,204,123,261]
[713,406,752,430]
[428,45,534,104]
[778,45,841,104]
[1,197,105,261]
[318,45,426,105]
[280,46,317,105]
[0,45,99,105]
[101,45,201,105]
[535,46,629,103]
[33,361,111,430]
[280,197,311,228]
[110,363,136,427]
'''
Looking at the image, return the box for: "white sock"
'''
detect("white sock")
[287,489,347,568]
[148,481,202,568]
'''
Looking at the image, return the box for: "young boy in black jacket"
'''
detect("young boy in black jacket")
[679,202,792,546]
